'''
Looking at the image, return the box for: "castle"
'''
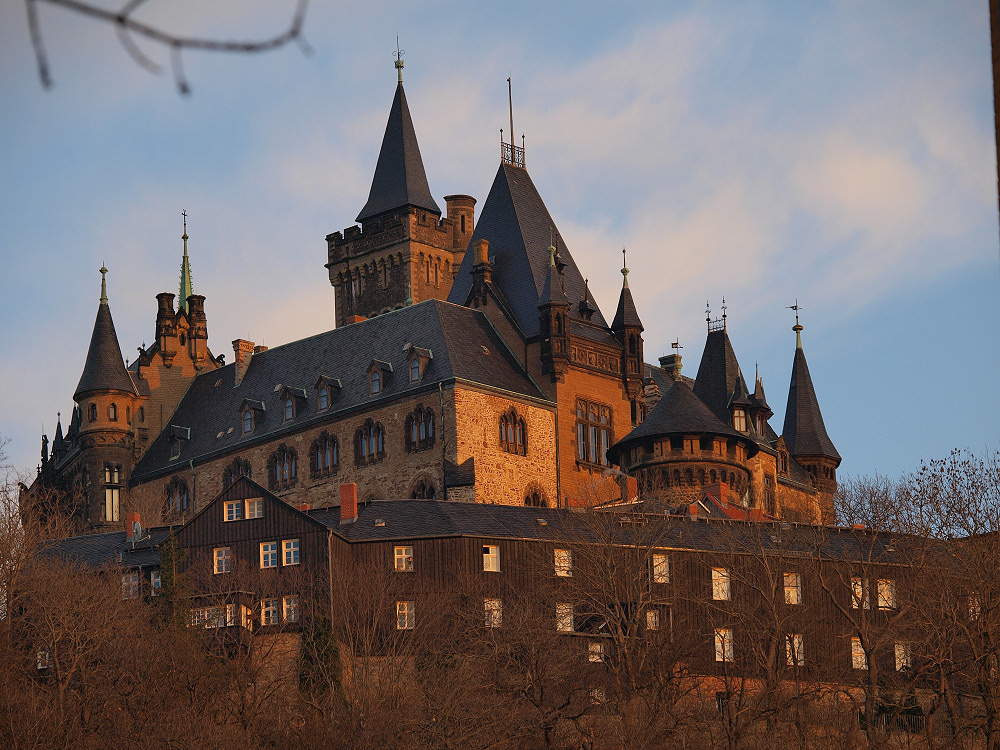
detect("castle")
[28,64,840,529]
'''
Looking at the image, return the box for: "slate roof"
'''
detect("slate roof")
[448,164,609,339]
[610,283,643,332]
[692,328,746,426]
[782,345,840,462]
[74,302,137,399]
[356,82,441,224]
[131,300,550,482]
[38,526,171,570]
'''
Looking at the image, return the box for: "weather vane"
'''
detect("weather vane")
[394,37,404,82]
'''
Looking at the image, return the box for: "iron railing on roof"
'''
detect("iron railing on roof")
[501,141,525,169]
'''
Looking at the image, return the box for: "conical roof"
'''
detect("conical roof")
[538,246,567,308]
[449,164,607,337]
[752,374,771,413]
[781,345,840,462]
[611,282,643,332]
[356,82,441,224]
[74,275,136,400]
[693,328,746,424]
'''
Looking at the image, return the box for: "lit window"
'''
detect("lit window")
[652,553,669,584]
[851,637,867,670]
[104,487,120,523]
[588,641,605,663]
[556,603,574,632]
[715,628,734,662]
[397,601,415,630]
[214,547,232,574]
[409,358,421,382]
[394,545,414,572]
[247,498,263,519]
[784,572,802,605]
[36,649,53,670]
[646,609,660,630]
[283,539,300,566]
[284,595,300,623]
[485,598,502,628]
[483,544,500,572]
[121,571,140,600]
[371,370,381,395]
[260,542,278,569]
[224,500,243,522]
[283,398,294,421]
[499,408,527,456]
[877,579,896,610]
[786,633,804,667]
[554,549,572,577]
[261,598,280,626]
[150,570,161,594]
[576,399,612,466]
[732,407,746,432]
[851,577,870,609]
[895,642,911,671]
[108,403,118,421]
[712,568,731,601]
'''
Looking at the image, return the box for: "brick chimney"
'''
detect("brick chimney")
[688,503,699,520]
[232,339,254,386]
[340,483,358,525]
[126,512,142,541]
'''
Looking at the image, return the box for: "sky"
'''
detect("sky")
[0,0,997,482]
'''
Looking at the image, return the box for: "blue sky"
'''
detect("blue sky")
[1,1,996,481]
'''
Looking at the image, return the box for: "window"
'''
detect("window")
[485,598,502,628]
[139,406,145,423]
[261,598,280,626]
[784,572,802,605]
[214,547,232,574]
[88,402,97,422]
[712,567,731,601]
[895,642,911,671]
[283,539,300,566]
[222,457,252,487]
[318,386,329,410]
[242,409,253,434]
[150,570,161,594]
[394,545,414,572]
[370,370,381,395]
[851,576,870,609]
[786,634,804,667]
[715,628,734,662]
[778,451,789,475]
[483,545,500,572]
[524,487,547,507]
[877,578,897,610]
[588,641,605,663]
[164,477,189,519]
[121,571,140,600]
[260,542,278,569]
[36,649,53,671]
[764,474,776,515]
[284,595,300,623]
[405,406,435,452]
[247,498,263,519]
[224,500,244,522]
[409,358,421,382]
[104,463,121,523]
[646,609,660,630]
[397,601,415,630]
[169,436,181,459]
[652,553,670,584]
[499,408,527,455]
[576,399,612,466]
[851,637,867,670]
[354,420,386,465]
[268,445,298,490]
[554,549,572,577]
[732,407,746,432]
[283,397,294,421]
[411,479,436,499]
[311,433,339,477]
[556,603,574,632]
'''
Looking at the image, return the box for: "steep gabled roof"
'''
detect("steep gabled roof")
[782,345,840,463]
[448,164,608,338]
[74,300,137,400]
[356,82,441,224]
[692,328,745,425]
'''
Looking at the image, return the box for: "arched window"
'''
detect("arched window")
[318,387,329,410]
[222,457,251,488]
[108,403,118,421]
[410,358,421,382]
[268,445,298,490]
[371,370,381,395]
[311,432,339,478]
[242,409,253,435]
[411,479,436,499]
[354,420,386,466]
[524,485,547,507]
[169,437,180,459]
[575,399,612,466]
[405,406,435,452]
[499,408,527,456]
[284,398,294,421]
[163,477,190,519]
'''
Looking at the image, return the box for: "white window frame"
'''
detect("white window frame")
[712,567,731,601]
[150,570,161,594]
[784,572,802,605]
[397,600,415,630]
[284,595,300,623]
[715,628,734,662]
[895,642,911,671]
[260,541,278,569]
[483,544,500,572]
[246,498,264,519]
[214,547,232,574]
[556,602,574,632]
[283,539,300,566]
[554,548,572,577]
[652,553,669,584]
[224,500,243,522]
[786,633,804,667]
[394,545,414,572]
[261,598,280,626]
[588,641,605,663]
[105,486,120,523]
[877,578,897,610]
[485,597,502,628]
[851,637,868,670]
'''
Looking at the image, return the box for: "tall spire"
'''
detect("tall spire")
[781,319,840,462]
[611,247,643,334]
[75,267,137,400]
[178,210,194,314]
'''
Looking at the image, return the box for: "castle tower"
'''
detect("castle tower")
[537,243,570,381]
[610,250,645,424]
[73,266,138,527]
[326,59,474,326]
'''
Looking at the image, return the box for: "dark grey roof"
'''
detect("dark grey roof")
[74,302,136,399]
[448,164,609,338]
[131,300,550,482]
[356,82,441,224]
[692,328,746,425]
[538,251,567,308]
[610,283,643,332]
[38,527,171,570]
[752,375,771,413]
[781,346,840,462]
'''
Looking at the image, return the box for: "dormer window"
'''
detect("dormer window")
[410,358,421,382]
[315,376,341,411]
[240,399,265,435]
[371,370,381,394]
[243,409,253,434]
[283,397,294,421]
[733,407,747,432]
[169,437,180,459]
[404,345,432,385]
[318,387,329,410]
[368,361,392,396]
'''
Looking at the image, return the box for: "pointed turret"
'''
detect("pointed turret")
[693,302,745,427]
[178,210,193,314]
[611,249,645,415]
[538,242,570,380]
[781,323,840,464]
[356,77,441,224]
[74,267,137,400]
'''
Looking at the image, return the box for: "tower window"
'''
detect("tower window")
[139,406,145,423]
[103,463,122,523]
[89,403,97,422]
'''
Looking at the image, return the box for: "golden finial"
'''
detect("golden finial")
[787,300,803,349]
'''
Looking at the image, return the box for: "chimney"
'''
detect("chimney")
[155,292,176,340]
[659,354,682,380]
[340,483,358,525]
[232,339,254,386]
[126,512,142,541]
[688,503,699,520]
